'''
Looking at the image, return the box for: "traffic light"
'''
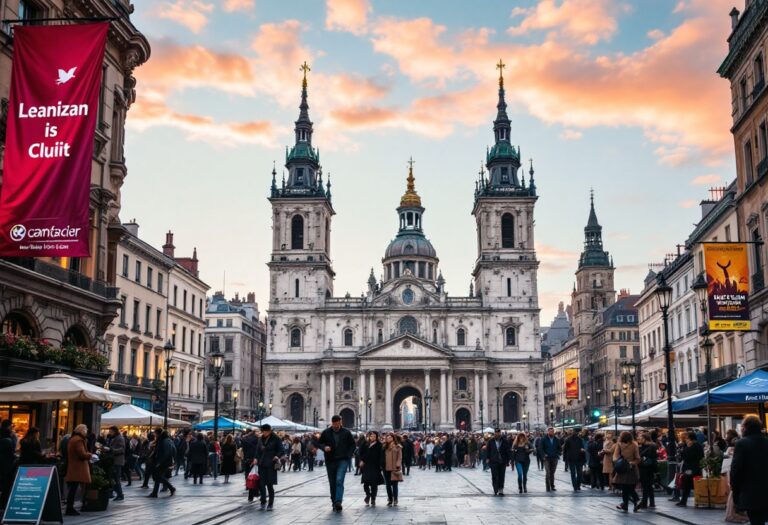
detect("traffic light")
[592,409,601,418]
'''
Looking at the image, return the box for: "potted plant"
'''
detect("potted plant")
[82,449,114,512]
[694,454,728,508]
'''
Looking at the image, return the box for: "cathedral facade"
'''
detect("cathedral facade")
[264,64,546,431]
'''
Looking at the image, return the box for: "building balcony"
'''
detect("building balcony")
[3,258,118,299]
[698,363,739,389]
[113,372,139,386]
[678,381,698,393]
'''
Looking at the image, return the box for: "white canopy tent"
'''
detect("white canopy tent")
[250,415,300,431]
[619,399,701,425]
[0,373,130,403]
[100,403,190,428]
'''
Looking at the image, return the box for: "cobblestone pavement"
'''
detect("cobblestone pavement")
[63,464,728,525]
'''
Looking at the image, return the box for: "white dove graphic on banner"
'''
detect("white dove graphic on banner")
[56,67,77,85]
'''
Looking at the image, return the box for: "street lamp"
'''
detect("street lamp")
[586,394,591,424]
[257,400,265,421]
[549,407,554,427]
[358,396,363,431]
[210,350,224,441]
[366,397,372,431]
[425,389,433,431]
[693,271,716,452]
[654,272,677,461]
[268,402,273,415]
[611,386,620,436]
[479,398,484,432]
[232,389,239,435]
[522,412,527,432]
[162,340,175,430]
[621,361,638,434]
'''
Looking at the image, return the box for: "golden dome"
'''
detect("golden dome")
[400,159,421,207]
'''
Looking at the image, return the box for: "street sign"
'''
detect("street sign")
[1,465,62,525]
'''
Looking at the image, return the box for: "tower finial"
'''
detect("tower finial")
[400,157,421,207]
[496,58,506,88]
[300,61,311,88]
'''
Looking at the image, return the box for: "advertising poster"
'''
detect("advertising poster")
[704,243,750,331]
[565,368,579,399]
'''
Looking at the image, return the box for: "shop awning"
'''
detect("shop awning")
[193,416,251,431]
[0,373,129,403]
[101,403,190,428]
[672,369,768,414]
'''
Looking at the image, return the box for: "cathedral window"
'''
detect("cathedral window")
[378,328,383,344]
[404,244,414,254]
[501,213,514,248]
[500,167,509,183]
[342,377,354,391]
[295,278,300,298]
[295,167,304,185]
[428,264,434,280]
[505,327,516,346]
[291,215,304,249]
[457,376,468,391]
[432,328,437,343]
[407,213,414,226]
[394,262,401,278]
[343,328,353,346]
[405,261,415,274]
[507,277,512,297]
[418,262,426,278]
[398,316,417,335]
[290,328,301,348]
[499,128,507,141]
[456,327,466,346]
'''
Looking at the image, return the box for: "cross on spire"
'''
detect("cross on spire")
[300,61,311,87]
[496,58,506,87]
[407,156,415,172]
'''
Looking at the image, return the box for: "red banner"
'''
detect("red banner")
[0,23,108,257]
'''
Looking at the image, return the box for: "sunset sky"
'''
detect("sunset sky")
[123,0,737,323]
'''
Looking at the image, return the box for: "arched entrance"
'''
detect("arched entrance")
[503,392,520,423]
[63,325,90,348]
[393,386,422,430]
[339,408,355,429]
[288,393,304,423]
[455,408,471,430]
[1,311,38,337]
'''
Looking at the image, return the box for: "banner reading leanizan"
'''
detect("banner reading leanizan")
[0,23,109,257]
[704,243,751,331]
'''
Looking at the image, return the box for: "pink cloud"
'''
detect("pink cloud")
[326,0,370,35]
[150,0,214,33]
[223,0,254,12]
[508,0,631,45]
[678,199,698,208]
[690,174,722,186]
[560,129,583,140]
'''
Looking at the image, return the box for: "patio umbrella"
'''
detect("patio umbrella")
[193,416,251,431]
[101,403,190,428]
[0,373,129,403]
[251,415,301,431]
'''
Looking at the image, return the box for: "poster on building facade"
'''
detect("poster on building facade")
[565,368,579,399]
[704,243,751,331]
[0,23,109,257]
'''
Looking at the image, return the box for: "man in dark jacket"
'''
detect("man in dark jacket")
[730,415,768,524]
[443,436,454,471]
[677,431,704,507]
[148,429,176,498]
[255,424,283,510]
[401,435,414,475]
[487,429,510,496]
[318,415,356,512]
[563,428,585,491]
[537,427,561,492]
[106,426,125,501]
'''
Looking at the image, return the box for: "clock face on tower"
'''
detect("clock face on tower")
[402,288,414,305]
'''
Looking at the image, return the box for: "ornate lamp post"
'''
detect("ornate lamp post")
[522,412,527,432]
[586,394,591,424]
[268,402,273,416]
[232,389,239,434]
[693,271,715,451]
[366,397,372,431]
[162,340,175,430]
[257,400,265,421]
[548,407,554,427]
[621,362,638,434]
[210,350,224,441]
[654,273,677,461]
[611,386,620,436]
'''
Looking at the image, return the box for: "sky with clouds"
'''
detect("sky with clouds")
[122,0,738,324]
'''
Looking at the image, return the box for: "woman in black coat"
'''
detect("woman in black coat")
[359,431,384,506]
[220,434,237,483]
[187,433,209,485]
[637,432,657,509]
[19,428,46,465]
[253,425,283,510]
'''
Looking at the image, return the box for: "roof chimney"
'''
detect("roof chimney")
[730,7,740,30]
[124,220,139,237]
[163,230,175,258]
[247,292,256,304]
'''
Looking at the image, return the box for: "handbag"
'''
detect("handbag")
[246,465,259,489]
[613,457,629,475]
[390,470,404,482]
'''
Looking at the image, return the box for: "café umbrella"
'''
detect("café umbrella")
[672,369,768,416]
[101,403,190,428]
[0,373,130,403]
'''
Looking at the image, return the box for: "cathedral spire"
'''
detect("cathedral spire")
[495,58,510,127]
[579,190,610,268]
[400,157,422,208]
[295,61,313,145]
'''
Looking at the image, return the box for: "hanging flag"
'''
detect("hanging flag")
[0,23,109,257]
[565,368,579,399]
[704,243,750,331]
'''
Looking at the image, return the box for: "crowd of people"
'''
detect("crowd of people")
[0,414,766,523]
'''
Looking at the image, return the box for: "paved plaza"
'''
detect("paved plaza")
[62,465,727,525]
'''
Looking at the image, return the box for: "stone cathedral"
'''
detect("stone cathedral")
[264,62,546,431]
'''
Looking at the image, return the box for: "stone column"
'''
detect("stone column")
[369,370,376,428]
[329,371,335,418]
[359,370,366,405]
[424,369,431,428]
[320,372,327,423]
[383,369,393,430]
[474,371,481,426]
[440,369,447,427]
[448,370,454,425]
[482,372,490,424]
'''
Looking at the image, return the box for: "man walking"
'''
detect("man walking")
[563,428,585,491]
[318,415,356,512]
[730,415,768,525]
[537,427,561,492]
[106,426,125,501]
[487,429,510,496]
[147,429,176,498]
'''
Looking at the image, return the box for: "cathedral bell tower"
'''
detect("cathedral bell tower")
[472,60,539,308]
[268,62,335,306]
[571,191,615,336]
